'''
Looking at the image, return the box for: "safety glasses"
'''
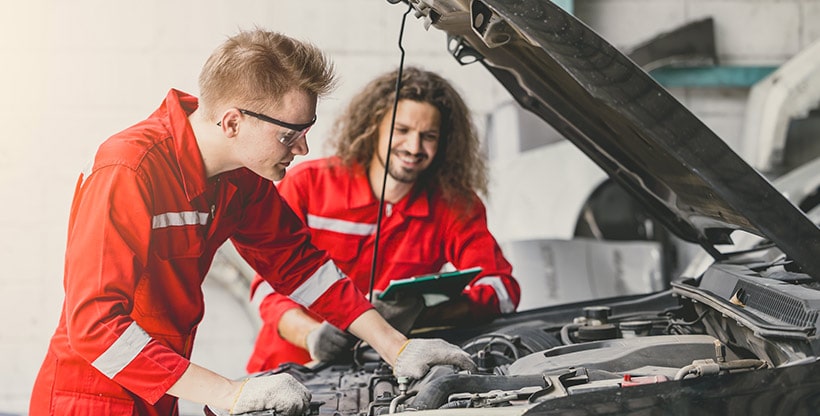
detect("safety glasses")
[239,108,316,147]
[218,108,316,147]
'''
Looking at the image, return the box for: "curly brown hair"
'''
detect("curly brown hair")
[330,67,488,203]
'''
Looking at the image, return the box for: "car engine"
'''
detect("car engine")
[245,258,820,415]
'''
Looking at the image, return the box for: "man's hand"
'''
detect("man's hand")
[393,338,477,379]
[305,321,354,362]
[372,291,425,334]
[229,374,311,415]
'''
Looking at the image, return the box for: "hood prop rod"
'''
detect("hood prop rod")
[368,3,413,302]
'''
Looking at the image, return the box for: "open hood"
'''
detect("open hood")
[399,0,820,278]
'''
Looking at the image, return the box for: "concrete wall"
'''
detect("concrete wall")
[578,0,820,155]
[1,0,817,414]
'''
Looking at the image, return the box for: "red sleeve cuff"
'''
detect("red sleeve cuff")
[464,284,502,321]
[260,292,302,324]
[113,341,191,404]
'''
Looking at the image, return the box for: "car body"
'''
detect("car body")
[249,1,820,415]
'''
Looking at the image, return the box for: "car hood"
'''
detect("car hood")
[400,0,820,278]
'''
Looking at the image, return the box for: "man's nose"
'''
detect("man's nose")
[291,134,309,156]
[402,132,422,153]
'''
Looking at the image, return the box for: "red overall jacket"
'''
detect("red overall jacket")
[30,90,372,415]
[245,157,519,372]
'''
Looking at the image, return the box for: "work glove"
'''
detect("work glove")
[393,338,477,380]
[305,321,355,362]
[229,373,311,415]
[372,291,425,334]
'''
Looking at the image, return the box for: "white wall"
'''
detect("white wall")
[1,0,817,414]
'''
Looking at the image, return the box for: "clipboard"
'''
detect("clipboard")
[377,267,482,301]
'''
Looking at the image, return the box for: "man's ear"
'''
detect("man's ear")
[218,108,242,137]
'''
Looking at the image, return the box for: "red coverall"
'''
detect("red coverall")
[245,157,519,372]
[30,90,372,416]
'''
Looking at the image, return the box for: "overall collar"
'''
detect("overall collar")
[159,88,208,202]
[346,161,431,218]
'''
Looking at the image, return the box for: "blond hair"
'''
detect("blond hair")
[198,28,336,119]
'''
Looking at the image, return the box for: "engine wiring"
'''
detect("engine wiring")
[666,308,710,335]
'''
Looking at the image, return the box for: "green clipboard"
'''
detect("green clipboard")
[377,267,482,301]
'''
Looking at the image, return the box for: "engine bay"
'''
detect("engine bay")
[250,261,820,415]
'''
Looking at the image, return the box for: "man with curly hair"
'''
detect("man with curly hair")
[246,67,520,372]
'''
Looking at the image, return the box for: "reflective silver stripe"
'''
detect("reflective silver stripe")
[152,211,209,229]
[473,276,515,314]
[92,321,152,379]
[307,214,375,236]
[251,282,275,308]
[289,260,344,307]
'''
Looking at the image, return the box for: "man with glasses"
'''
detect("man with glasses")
[245,67,521,373]
[30,30,475,416]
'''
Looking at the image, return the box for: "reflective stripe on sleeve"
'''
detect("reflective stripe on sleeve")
[152,211,209,229]
[288,260,344,307]
[473,276,515,314]
[251,282,275,308]
[92,321,152,379]
[307,214,375,236]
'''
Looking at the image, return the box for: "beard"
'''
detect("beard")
[388,164,420,183]
[382,149,428,183]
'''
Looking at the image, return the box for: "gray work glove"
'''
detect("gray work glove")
[229,373,310,415]
[394,338,477,380]
[372,291,426,334]
[305,321,355,362]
